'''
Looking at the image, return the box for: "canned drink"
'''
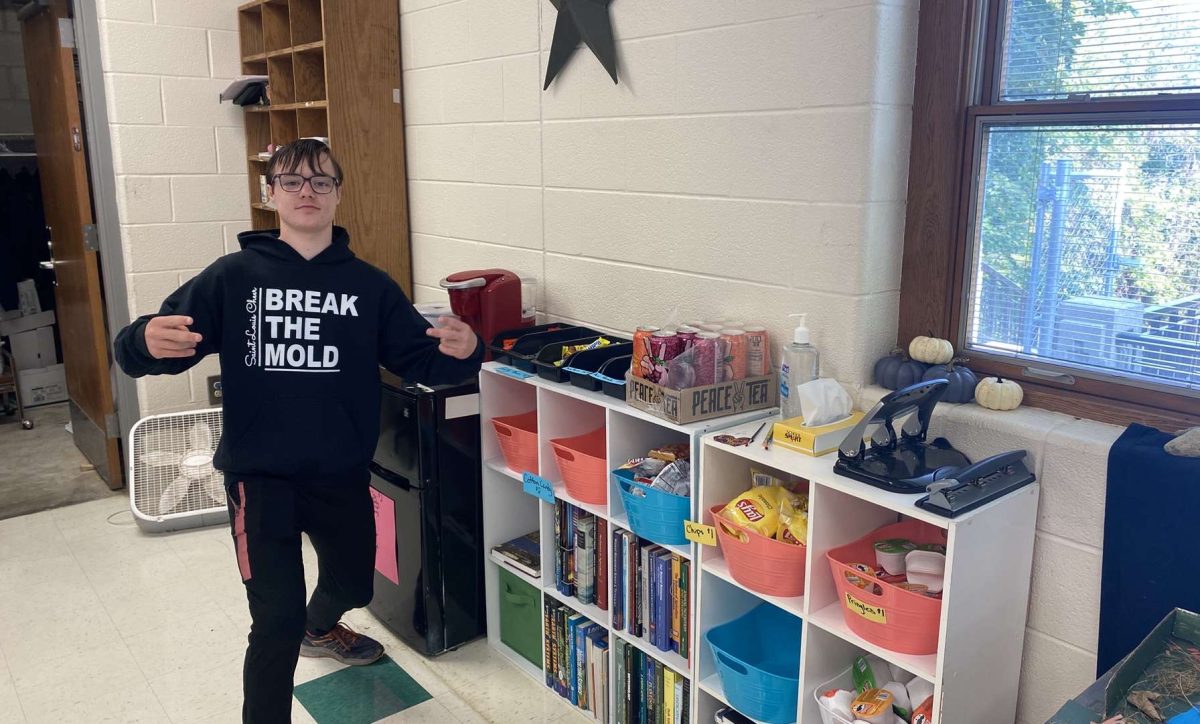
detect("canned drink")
[720,329,748,381]
[631,326,660,380]
[744,326,770,377]
[692,332,721,386]
[675,326,699,351]
[647,330,683,384]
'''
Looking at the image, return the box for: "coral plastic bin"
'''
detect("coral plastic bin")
[710,504,806,598]
[550,428,607,505]
[826,520,947,655]
[491,411,539,475]
[615,468,689,546]
[705,603,802,724]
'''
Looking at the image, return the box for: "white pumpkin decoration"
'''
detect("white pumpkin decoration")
[975,376,1024,411]
[909,335,954,365]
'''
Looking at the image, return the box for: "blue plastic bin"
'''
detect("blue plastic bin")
[705,603,802,724]
[614,468,690,546]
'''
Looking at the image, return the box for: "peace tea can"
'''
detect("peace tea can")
[720,329,748,381]
[631,325,659,380]
[744,326,770,377]
[692,332,721,386]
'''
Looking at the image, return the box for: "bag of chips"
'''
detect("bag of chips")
[777,490,809,546]
[718,487,782,538]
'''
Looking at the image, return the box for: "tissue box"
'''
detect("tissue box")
[771,411,863,457]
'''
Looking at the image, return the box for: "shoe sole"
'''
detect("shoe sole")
[299,644,385,666]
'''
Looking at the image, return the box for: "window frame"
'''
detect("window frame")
[900,0,1200,430]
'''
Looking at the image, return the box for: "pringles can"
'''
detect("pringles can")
[631,325,659,379]
[720,329,748,381]
[744,326,770,377]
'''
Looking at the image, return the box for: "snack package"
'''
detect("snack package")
[650,459,691,497]
[750,467,806,493]
[619,458,667,485]
[718,487,782,538]
[776,489,809,546]
[649,443,691,463]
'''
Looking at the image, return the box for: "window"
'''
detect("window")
[901,0,1200,427]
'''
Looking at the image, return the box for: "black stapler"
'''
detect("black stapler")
[916,450,1036,518]
[833,379,971,494]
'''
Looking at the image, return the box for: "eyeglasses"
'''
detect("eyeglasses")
[272,173,339,194]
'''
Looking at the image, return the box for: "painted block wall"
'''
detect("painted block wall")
[96,0,247,415]
[401,0,919,385]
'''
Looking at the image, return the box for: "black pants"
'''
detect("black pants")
[225,475,377,724]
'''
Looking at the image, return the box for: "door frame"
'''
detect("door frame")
[71,1,141,446]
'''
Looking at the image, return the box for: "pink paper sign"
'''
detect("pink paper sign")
[370,487,399,585]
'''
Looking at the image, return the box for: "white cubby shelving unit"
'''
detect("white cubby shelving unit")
[479,361,776,722]
[695,419,1040,724]
[481,363,1039,724]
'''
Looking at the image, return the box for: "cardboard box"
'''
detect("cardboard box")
[10,325,57,370]
[626,372,777,424]
[17,279,40,315]
[1049,608,1200,723]
[0,309,56,337]
[18,363,67,407]
[771,411,864,456]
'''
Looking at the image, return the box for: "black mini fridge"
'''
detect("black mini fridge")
[367,372,485,656]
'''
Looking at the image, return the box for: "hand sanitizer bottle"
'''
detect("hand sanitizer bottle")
[779,313,819,419]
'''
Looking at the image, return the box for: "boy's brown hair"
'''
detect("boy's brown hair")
[266,139,344,186]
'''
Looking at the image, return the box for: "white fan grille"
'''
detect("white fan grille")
[129,408,225,522]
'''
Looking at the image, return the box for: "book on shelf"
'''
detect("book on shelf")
[543,598,609,722]
[575,512,596,605]
[491,530,540,579]
[597,518,609,610]
[610,528,690,661]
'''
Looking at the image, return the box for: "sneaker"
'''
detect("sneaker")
[300,623,385,666]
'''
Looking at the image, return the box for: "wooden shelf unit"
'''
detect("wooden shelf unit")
[479,362,1040,723]
[234,0,412,291]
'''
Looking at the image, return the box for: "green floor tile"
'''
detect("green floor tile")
[293,656,432,724]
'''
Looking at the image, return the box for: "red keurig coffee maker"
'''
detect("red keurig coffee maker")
[439,269,533,360]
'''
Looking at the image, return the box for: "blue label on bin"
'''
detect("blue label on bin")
[522,473,556,503]
[497,365,534,381]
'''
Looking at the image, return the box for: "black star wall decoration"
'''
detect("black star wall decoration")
[543,0,618,90]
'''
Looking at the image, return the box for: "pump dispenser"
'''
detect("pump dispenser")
[780,313,820,419]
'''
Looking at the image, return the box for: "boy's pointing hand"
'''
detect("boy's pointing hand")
[426,317,478,360]
[145,315,202,360]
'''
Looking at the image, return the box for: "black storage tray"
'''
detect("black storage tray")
[533,335,630,383]
[507,327,598,372]
[597,354,631,400]
[488,323,576,364]
[566,343,634,391]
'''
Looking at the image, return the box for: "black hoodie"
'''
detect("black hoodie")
[114,227,482,484]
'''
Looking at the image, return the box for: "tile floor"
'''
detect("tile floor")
[0,496,582,723]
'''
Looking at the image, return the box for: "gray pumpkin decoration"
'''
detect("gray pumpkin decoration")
[921,358,978,403]
[874,349,929,390]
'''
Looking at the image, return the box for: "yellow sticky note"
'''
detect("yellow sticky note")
[684,521,717,546]
[845,592,888,624]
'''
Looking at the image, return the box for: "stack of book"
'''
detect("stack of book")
[554,500,609,610]
[613,637,691,724]
[612,529,691,659]
[490,530,540,579]
[544,598,610,722]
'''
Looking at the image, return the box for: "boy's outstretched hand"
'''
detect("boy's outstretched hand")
[426,317,478,360]
[145,315,203,359]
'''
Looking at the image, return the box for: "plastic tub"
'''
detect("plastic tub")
[534,335,629,383]
[826,520,947,655]
[551,428,607,505]
[615,468,689,546]
[488,322,574,364]
[596,355,631,400]
[710,503,806,598]
[705,603,802,724]
[566,343,634,391]
[491,411,538,475]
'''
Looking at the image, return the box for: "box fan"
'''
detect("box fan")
[128,408,228,532]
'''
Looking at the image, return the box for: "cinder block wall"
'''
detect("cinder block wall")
[0,9,32,134]
[96,0,247,414]
[401,0,918,385]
